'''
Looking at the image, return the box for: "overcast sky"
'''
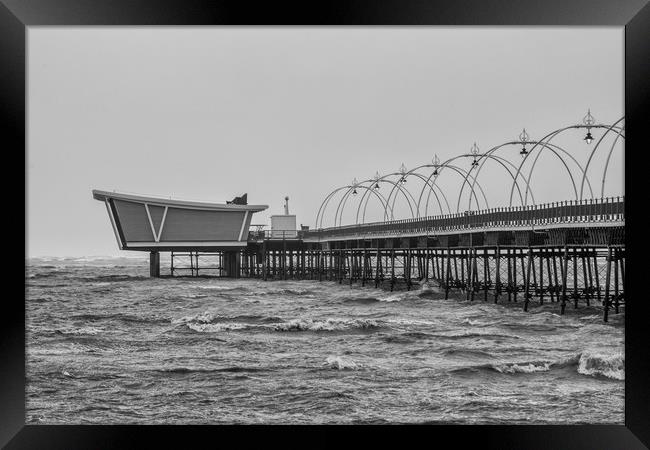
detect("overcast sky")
[27,27,624,257]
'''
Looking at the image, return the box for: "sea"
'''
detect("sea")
[26,256,624,424]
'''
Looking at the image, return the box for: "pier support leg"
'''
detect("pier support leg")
[560,246,569,315]
[604,246,612,322]
[524,247,532,311]
[223,251,241,278]
[149,251,160,278]
[494,246,501,303]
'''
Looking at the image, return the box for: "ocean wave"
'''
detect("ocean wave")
[257,287,313,296]
[172,311,282,326]
[577,350,624,380]
[433,331,520,340]
[29,343,96,355]
[448,353,618,379]
[418,281,445,294]
[77,274,149,283]
[492,361,552,374]
[71,313,168,325]
[56,326,104,336]
[442,348,494,359]
[501,322,559,332]
[342,296,381,304]
[195,285,248,292]
[273,317,381,332]
[187,322,252,333]
[324,355,358,370]
[180,293,209,299]
[26,272,59,280]
[461,318,501,327]
[172,311,220,325]
[155,366,269,374]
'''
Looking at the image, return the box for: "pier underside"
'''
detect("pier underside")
[146,225,624,322]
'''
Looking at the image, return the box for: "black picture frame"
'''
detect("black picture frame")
[3,0,649,448]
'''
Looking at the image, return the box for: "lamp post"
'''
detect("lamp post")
[399,163,408,183]
[583,109,595,144]
[470,142,480,167]
[519,128,530,156]
[432,154,440,176]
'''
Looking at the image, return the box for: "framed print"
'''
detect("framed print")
[3,0,649,448]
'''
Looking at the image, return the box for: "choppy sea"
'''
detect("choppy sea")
[26,256,624,424]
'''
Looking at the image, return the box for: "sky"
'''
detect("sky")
[27,27,624,257]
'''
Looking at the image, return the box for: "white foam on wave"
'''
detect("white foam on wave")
[462,318,483,326]
[492,362,551,374]
[274,317,380,332]
[388,317,437,327]
[60,326,104,336]
[419,281,444,294]
[577,350,624,380]
[171,311,219,325]
[196,285,236,291]
[324,355,358,370]
[187,322,251,333]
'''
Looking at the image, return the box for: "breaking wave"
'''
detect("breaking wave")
[577,350,624,380]
[77,274,150,283]
[274,318,382,332]
[56,326,104,336]
[442,348,494,359]
[154,366,269,374]
[324,355,359,370]
[172,311,282,326]
[433,331,520,340]
[450,352,623,380]
[187,322,252,333]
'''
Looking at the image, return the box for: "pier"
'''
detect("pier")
[168,196,624,321]
[94,112,625,321]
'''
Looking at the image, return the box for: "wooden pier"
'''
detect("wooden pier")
[164,196,625,322]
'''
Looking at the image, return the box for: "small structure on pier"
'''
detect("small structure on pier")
[93,189,268,276]
[270,196,297,238]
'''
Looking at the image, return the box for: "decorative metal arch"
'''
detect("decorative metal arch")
[335,179,408,228]
[317,183,394,229]
[432,153,534,212]
[355,172,449,225]
[508,120,625,205]
[600,124,625,198]
[413,161,490,214]
[577,117,625,199]
[317,184,390,229]
[466,140,592,209]
[313,113,625,229]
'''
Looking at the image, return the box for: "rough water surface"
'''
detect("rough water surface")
[26,256,624,424]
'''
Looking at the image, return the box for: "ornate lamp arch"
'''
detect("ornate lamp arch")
[334,180,399,228]
[465,139,592,209]
[315,183,392,229]
[509,116,625,205]
[435,152,533,212]
[345,174,417,225]
[414,160,490,214]
[577,116,625,199]
[355,172,449,224]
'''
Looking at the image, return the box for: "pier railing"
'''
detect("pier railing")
[303,196,624,240]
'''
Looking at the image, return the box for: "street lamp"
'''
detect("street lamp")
[399,163,408,183]
[470,142,480,167]
[583,109,595,144]
[373,171,381,189]
[432,154,440,176]
[519,128,530,156]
